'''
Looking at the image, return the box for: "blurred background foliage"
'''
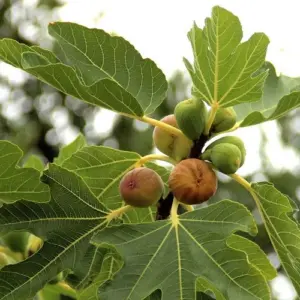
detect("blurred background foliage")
[0,0,299,299]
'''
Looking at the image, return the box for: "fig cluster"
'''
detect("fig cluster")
[118,99,246,208]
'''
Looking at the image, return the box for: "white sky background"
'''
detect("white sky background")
[57,1,300,299]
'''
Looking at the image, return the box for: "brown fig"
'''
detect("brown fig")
[168,158,217,205]
[153,114,193,161]
[119,167,164,207]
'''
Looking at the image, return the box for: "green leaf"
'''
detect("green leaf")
[0,141,49,204]
[93,200,271,300]
[74,249,122,300]
[62,146,170,223]
[252,182,300,295]
[48,22,168,115]
[226,235,276,280]
[22,51,144,116]
[54,134,87,166]
[0,164,108,299]
[184,6,269,107]
[0,39,143,116]
[23,154,45,172]
[235,62,300,126]
[0,22,168,118]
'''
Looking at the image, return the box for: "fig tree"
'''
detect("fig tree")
[211,107,236,133]
[119,167,164,207]
[174,98,207,140]
[205,136,246,165]
[153,114,193,161]
[168,158,217,205]
[202,143,242,174]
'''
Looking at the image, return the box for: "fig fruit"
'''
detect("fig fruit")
[2,231,30,254]
[174,98,207,140]
[168,158,217,205]
[205,136,246,166]
[119,167,164,207]
[202,143,242,174]
[153,114,193,161]
[211,107,236,133]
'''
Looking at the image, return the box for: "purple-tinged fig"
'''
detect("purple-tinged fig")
[119,167,164,207]
[211,107,236,133]
[168,158,217,205]
[153,114,193,161]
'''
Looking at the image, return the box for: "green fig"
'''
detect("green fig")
[211,107,236,133]
[201,143,242,174]
[168,158,217,205]
[0,252,17,269]
[205,136,246,165]
[119,167,164,207]
[153,114,193,161]
[174,98,207,140]
[2,231,30,254]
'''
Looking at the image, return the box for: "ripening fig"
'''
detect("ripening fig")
[174,98,207,140]
[168,158,217,205]
[153,114,193,161]
[205,136,246,165]
[2,232,30,254]
[119,167,164,207]
[211,107,236,133]
[201,143,242,174]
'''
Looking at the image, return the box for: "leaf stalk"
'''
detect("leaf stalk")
[106,205,133,222]
[135,154,177,168]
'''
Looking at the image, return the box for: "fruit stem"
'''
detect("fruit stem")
[139,116,185,137]
[135,154,177,168]
[171,198,180,227]
[204,102,219,135]
[106,205,133,223]
[180,203,194,212]
[229,173,264,219]
[57,282,77,295]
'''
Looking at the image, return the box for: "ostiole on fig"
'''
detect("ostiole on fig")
[119,167,164,207]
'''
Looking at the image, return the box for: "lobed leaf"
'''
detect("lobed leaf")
[23,154,45,173]
[48,22,168,115]
[0,141,49,204]
[0,21,168,118]
[54,133,87,166]
[184,6,269,107]
[252,182,300,295]
[93,200,271,300]
[75,249,122,300]
[235,62,300,126]
[0,164,108,299]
